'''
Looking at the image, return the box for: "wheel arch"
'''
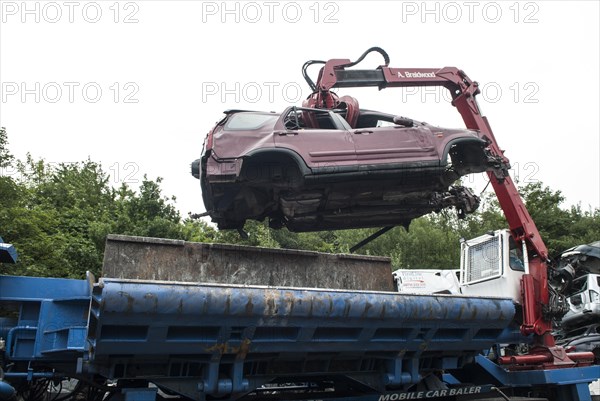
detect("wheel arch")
[441,136,488,167]
[243,148,311,177]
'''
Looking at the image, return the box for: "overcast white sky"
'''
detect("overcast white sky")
[1,0,599,220]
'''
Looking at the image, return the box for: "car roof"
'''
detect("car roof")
[223,110,280,116]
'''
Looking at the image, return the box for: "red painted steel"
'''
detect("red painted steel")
[307,52,564,364]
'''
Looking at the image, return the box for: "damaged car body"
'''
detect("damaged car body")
[192,104,502,232]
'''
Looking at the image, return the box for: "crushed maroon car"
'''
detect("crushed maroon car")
[192,102,503,232]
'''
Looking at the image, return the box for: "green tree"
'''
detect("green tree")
[518,182,600,256]
[1,130,204,278]
[180,218,219,243]
[0,150,66,277]
[1,157,115,277]
[109,177,185,239]
[0,127,14,169]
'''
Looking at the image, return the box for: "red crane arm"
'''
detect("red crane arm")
[309,53,552,342]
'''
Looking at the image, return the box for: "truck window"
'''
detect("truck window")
[508,237,525,271]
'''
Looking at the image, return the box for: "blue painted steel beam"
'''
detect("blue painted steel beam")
[0,275,91,361]
[0,275,91,301]
[90,278,516,357]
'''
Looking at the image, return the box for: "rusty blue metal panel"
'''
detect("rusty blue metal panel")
[86,278,516,397]
[89,278,515,354]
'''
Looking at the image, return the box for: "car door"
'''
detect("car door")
[351,121,439,167]
[273,107,356,173]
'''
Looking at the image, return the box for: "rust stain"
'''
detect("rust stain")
[283,292,294,314]
[118,291,135,313]
[362,301,373,318]
[343,299,351,317]
[245,297,254,315]
[225,294,231,315]
[266,297,276,315]
[236,338,252,359]
[206,338,252,358]
[379,303,387,319]
[205,342,229,355]
[496,300,508,320]
[144,292,158,312]
[202,292,211,315]
[264,290,279,315]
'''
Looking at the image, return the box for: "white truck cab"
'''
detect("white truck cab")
[394,230,526,304]
[459,229,526,303]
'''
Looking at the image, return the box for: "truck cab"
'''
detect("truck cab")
[459,230,526,303]
[393,230,528,304]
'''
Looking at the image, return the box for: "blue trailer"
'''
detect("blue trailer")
[0,235,597,401]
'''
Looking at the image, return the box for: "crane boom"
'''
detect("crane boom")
[306,47,556,349]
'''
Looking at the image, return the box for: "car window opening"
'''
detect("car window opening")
[565,276,589,297]
[225,113,279,131]
[285,109,347,131]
